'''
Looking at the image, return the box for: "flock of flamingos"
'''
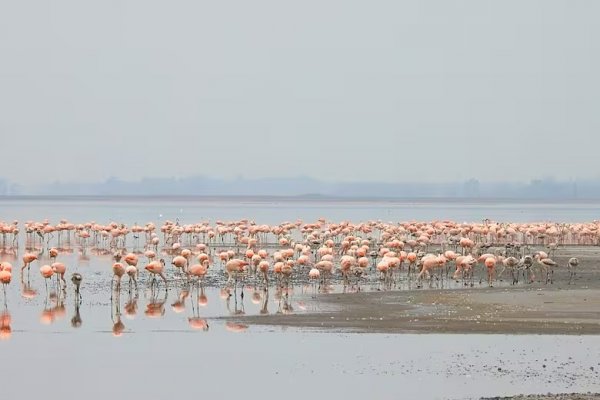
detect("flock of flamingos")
[0,217,593,337]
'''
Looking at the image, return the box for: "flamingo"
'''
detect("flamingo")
[406,252,417,275]
[308,268,320,297]
[51,262,67,287]
[501,256,520,284]
[40,264,54,293]
[280,261,293,287]
[0,262,12,273]
[519,255,535,283]
[0,269,11,303]
[172,255,188,274]
[126,265,138,287]
[145,259,168,288]
[49,247,59,262]
[416,256,440,287]
[112,262,125,291]
[534,253,557,284]
[21,253,38,274]
[567,257,579,283]
[188,261,208,286]
[484,257,496,287]
[225,259,248,286]
[258,260,269,284]
[124,253,139,270]
[144,250,156,262]
[71,273,82,300]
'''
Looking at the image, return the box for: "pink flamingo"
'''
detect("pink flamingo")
[258,260,269,284]
[534,253,557,284]
[49,248,59,262]
[21,253,38,274]
[39,264,54,293]
[112,262,125,291]
[484,257,496,287]
[225,259,248,286]
[0,268,11,303]
[308,268,320,297]
[145,259,167,288]
[172,255,188,274]
[124,253,138,269]
[188,261,208,286]
[126,264,138,287]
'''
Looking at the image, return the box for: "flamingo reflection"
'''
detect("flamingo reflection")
[171,284,190,314]
[225,322,248,333]
[226,286,245,316]
[197,285,208,308]
[21,274,37,300]
[40,298,55,325]
[71,273,82,301]
[71,296,82,328]
[111,284,124,336]
[145,286,167,318]
[124,288,139,320]
[260,288,269,315]
[51,290,67,321]
[276,287,293,315]
[0,310,11,340]
[188,285,209,331]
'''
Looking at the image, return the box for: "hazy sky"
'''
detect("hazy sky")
[1,1,598,185]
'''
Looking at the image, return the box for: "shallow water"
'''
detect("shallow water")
[2,327,599,399]
[1,197,600,399]
[1,196,600,224]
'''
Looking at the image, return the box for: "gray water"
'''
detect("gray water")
[1,196,599,224]
[0,196,599,399]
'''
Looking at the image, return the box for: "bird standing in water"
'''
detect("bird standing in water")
[0,267,11,305]
[40,265,54,293]
[71,273,82,300]
[567,257,579,283]
[145,259,168,288]
[21,253,38,274]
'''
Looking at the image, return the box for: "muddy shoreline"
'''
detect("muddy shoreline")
[231,285,600,334]
[225,246,600,335]
[482,395,600,400]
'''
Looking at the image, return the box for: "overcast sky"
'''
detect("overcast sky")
[1,1,598,185]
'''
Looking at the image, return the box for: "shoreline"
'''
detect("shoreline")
[228,285,600,335]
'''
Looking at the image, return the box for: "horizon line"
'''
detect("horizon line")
[1,194,599,203]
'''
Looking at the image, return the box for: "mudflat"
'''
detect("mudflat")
[232,246,600,334]
[235,286,600,334]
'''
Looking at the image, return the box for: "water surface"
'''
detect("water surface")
[0,196,599,399]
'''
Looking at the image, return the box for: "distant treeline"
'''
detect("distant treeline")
[0,176,597,199]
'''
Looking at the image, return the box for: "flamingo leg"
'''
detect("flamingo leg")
[159,272,168,289]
